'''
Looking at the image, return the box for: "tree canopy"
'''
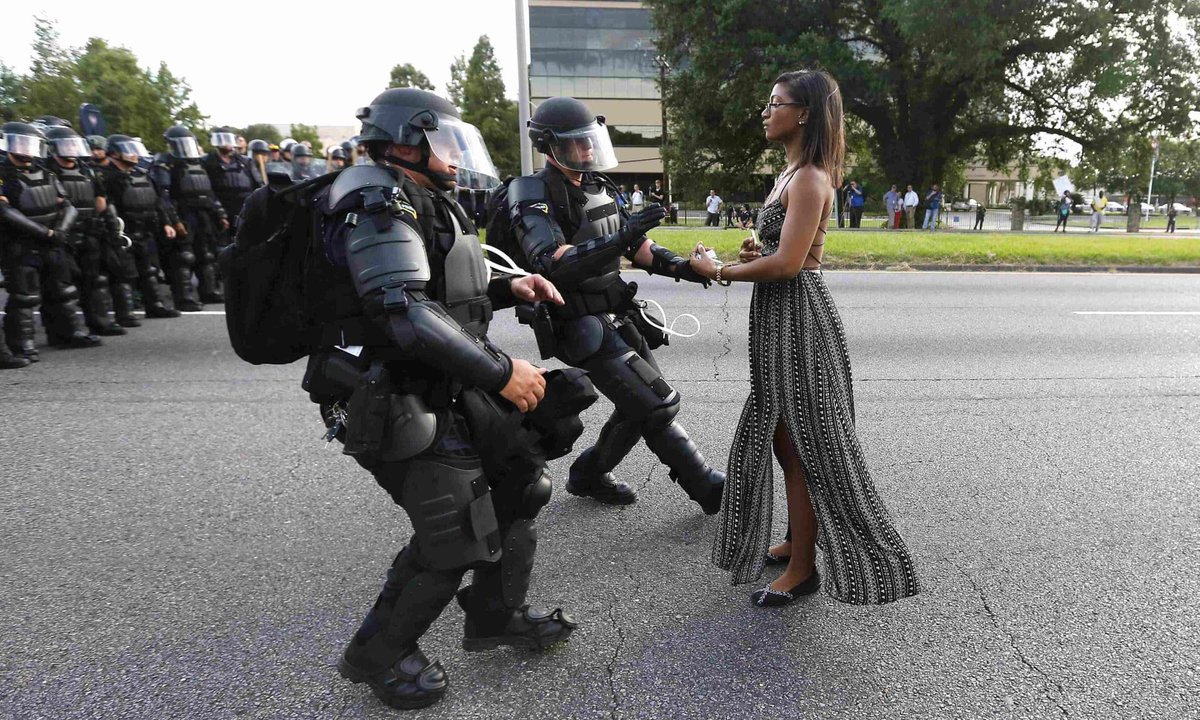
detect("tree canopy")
[289,123,323,154]
[239,123,284,145]
[448,36,520,179]
[389,63,435,91]
[645,0,1200,194]
[0,17,205,151]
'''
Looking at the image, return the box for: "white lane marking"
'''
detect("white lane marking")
[1073,311,1200,315]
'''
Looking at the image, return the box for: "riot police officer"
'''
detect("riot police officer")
[44,125,126,336]
[1,121,101,360]
[153,125,229,308]
[242,88,578,709]
[86,135,108,168]
[328,146,347,171]
[98,134,180,320]
[247,139,271,185]
[201,127,259,228]
[506,96,724,512]
[288,142,316,181]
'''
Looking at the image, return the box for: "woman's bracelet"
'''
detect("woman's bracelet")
[715,264,733,286]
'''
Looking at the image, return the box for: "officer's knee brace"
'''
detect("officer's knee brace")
[585,348,679,424]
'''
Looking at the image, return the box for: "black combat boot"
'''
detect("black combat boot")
[111,283,142,327]
[565,414,642,505]
[644,421,725,514]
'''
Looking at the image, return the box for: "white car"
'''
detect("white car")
[1156,202,1193,215]
[1104,201,1126,213]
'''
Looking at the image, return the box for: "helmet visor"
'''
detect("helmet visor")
[546,121,617,172]
[51,137,91,158]
[168,136,202,159]
[5,133,47,158]
[112,139,151,160]
[423,118,500,189]
[210,132,238,149]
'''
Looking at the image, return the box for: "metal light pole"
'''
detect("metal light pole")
[654,54,671,205]
[1145,135,1159,222]
[515,0,533,175]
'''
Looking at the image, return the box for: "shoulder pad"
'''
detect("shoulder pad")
[507,175,550,205]
[325,164,398,213]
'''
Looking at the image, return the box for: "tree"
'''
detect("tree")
[448,36,519,178]
[0,63,23,122]
[20,16,82,122]
[290,123,323,153]
[645,0,1200,193]
[240,123,284,144]
[389,63,434,91]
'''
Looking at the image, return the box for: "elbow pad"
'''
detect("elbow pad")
[54,203,79,237]
[384,295,513,392]
[647,243,710,286]
[0,202,53,240]
[508,176,564,272]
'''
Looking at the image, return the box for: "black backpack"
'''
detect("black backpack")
[218,172,338,365]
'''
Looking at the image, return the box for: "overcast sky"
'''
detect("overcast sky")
[2,1,522,128]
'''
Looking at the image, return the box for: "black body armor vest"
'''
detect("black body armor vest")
[10,167,61,226]
[116,168,160,221]
[170,159,217,207]
[52,163,97,220]
[206,154,254,213]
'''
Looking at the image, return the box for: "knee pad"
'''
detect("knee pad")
[519,470,553,519]
[10,291,42,309]
[93,274,110,291]
[501,519,538,607]
[555,314,606,365]
[643,398,681,431]
[585,349,678,423]
[178,250,196,268]
[47,282,80,303]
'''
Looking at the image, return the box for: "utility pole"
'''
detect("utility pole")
[515,0,533,175]
[1146,135,1159,222]
[654,54,670,205]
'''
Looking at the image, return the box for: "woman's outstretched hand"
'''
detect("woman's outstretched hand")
[689,242,719,279]
[739,236,763,263]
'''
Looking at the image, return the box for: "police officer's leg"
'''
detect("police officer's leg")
[163,216,202,312]
[458,451,575,651]
[579,319,724,514]
[104,235,141,327]
[4,244,43,362]
[0,250,32,369]
[194,212,223,304]
[133,231,180,318]
[39,240,101,348]
[76,231,124,336]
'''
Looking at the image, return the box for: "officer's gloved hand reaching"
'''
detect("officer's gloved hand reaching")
[619,203,666,249]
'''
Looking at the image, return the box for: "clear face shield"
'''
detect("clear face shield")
[547,121,617,173]
[210,132,237,150]
[4,133,47,159]
[168,136,202,159]
[51,137,91,158]
[422,118,500,190]
[112,139,150,164]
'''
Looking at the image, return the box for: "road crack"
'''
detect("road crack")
[712,286,732,380]
[951,560,1069,717]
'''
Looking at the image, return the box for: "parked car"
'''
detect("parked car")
[950,198,979,211]
[1104,201,1126,213]
[1156,202,1193,215]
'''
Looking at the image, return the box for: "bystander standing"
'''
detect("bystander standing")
[1089,191,1107,232]
[631,184,644,211]
[1166,203,1177,233]
[705,189,723,227]
[973,202,986,230]
[847,180,865,228]
[882,184,899,229]
[616,185,629,210]
[922,184,942,230]
[903,184,919,229]
[1054,191,1071,233]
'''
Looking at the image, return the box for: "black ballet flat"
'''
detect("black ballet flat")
[750,569,821,608]
[764,551,791,566]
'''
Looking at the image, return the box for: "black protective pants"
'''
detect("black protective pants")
[127,223,174,313]
[67,228,119,333]
[344,411,545,672]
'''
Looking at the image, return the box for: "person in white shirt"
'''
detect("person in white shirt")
[1089,191,1107,232]
[631,184,644,212]
[902,184,919,229]
[705,190,723,227]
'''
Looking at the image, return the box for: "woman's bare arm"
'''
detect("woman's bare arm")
[707,167,831,283]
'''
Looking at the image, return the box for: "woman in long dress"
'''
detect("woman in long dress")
[690,70,919,607]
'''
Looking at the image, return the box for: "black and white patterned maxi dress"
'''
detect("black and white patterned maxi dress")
[711,198,920,605]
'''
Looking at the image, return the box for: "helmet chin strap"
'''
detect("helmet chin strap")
[384,144,456,191]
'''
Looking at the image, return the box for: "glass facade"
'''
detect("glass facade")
[530,5,659,100]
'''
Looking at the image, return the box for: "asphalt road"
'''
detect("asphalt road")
[1,271,1198,720]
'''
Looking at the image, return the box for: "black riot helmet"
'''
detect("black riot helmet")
[355,87,499,190]
[528,96,618,173]
[106,133,151,165]
[329,147,346,160]
[2,121,48,160]
[44,125,91,159]
[35,115,71,128]
[210,126,238,151]
[291,143,312,159]
[87,134,107,151]
[248,139,270,155]
[163,125,202,159]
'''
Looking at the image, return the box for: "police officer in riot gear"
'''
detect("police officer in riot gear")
[328,146,347,171]
[243,88,579,710]
[247,139,271,185]
[1,121,101,359]
[44,125,126,336]
[288,142,317,181]
[99,134,180,321]
[201,127,260,228]
[153,125,229,308]
[507,96,724,512]
[86,135,108,168]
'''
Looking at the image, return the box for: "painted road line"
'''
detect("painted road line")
[1073,311,1200,315]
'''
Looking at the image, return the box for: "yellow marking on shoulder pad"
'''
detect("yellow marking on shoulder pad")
[530,202,549,214]
[395,201,418,220]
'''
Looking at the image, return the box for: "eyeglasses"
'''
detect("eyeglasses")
[762,102,806,115]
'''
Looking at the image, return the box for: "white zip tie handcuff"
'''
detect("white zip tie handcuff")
[481,244,702,339]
